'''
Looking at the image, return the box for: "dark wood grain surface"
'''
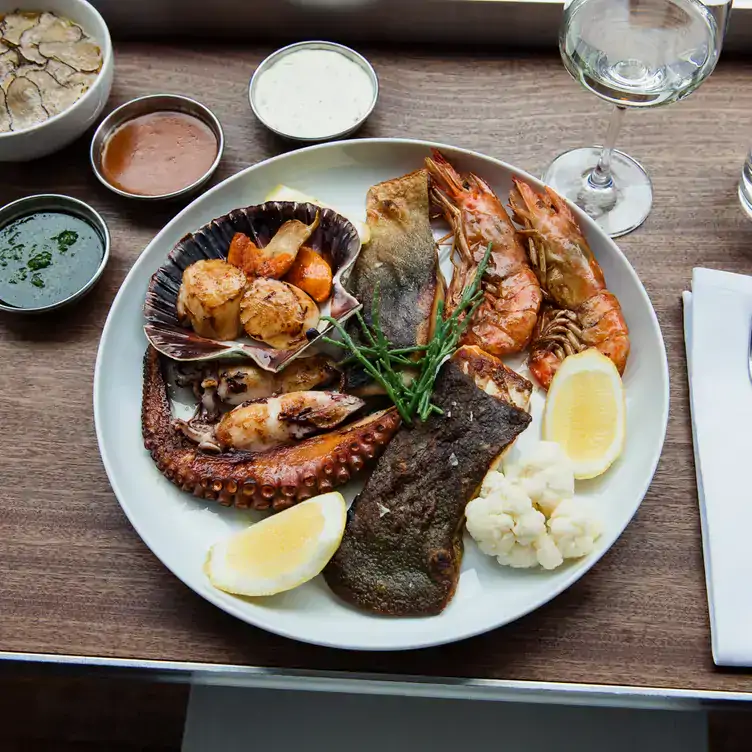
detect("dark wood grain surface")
[2,43,752,694]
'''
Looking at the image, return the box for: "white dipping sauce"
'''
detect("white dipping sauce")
[253,49,375,139]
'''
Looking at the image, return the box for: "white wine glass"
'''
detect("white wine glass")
[543,0,723,237]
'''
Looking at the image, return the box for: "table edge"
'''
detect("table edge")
[1,650,749,708]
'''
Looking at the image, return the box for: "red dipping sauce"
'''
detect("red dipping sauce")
[100,111,218,197]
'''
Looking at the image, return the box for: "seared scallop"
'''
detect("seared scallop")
[176,259,246,340]
[289,284,320,336]
[239,278,320,349]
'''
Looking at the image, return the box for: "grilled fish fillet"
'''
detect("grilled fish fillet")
[347,168,442,349]
[324,354,531,616]
[452,345,533,411]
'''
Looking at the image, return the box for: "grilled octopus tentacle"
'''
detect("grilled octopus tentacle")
[142,347,401,511]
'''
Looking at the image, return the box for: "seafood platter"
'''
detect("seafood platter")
[95,139,668,650]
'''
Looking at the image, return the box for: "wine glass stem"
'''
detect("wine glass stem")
[588,105,627,189]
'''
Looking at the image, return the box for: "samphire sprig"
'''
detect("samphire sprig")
[321,242,493,425]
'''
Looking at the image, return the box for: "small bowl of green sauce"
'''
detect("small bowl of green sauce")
[0,194,110,314]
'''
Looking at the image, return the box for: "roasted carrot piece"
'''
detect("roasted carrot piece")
[284,246,333,303]
[227,232,258,276]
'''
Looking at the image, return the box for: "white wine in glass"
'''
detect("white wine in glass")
[544,0,721,237]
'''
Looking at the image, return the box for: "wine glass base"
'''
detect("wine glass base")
[739,183,752,221]
[542,147,653,238]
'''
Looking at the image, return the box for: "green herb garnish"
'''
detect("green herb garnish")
[322,242,493,425]
[52,230,78,253]
[31,273,44,288]
[27,250,52,271]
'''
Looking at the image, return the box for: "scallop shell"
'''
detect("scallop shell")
[144,201,362,372]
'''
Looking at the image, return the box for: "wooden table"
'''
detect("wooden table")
[2,42,752,701]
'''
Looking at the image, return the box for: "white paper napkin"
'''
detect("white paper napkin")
[684,267,752,666]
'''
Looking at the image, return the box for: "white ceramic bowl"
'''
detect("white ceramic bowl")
[0,0,113,162]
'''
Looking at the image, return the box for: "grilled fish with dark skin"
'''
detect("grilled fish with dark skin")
[347,168,442,349]
[344,169,443,395]
[324,354,531,616]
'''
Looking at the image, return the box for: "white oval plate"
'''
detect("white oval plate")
[94,139,669,651]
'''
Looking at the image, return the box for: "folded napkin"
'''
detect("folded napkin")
[684,268,752,666]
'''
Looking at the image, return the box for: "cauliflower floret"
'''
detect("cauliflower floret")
[479,468,509,498]
[534,533,565,570]
[466,473,562,570]
[469,455,602,571]
[496,543,540,569]
[547,497,603,559]
[503,441,575,516]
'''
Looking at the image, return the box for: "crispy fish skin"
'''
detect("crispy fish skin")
[452,345,532,411]
[324,359,531,616]
[347,168,441,349]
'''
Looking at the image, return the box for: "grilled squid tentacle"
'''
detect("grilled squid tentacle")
[142,347,401,511]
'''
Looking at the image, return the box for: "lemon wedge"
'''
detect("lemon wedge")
[205,492,347,597]
[542,349,626,480]
[264,184,370,244]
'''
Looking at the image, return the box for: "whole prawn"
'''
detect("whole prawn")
[509,178,630,389]
[425,150,543,357]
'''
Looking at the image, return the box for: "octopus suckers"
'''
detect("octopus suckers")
[141,347,401,509]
